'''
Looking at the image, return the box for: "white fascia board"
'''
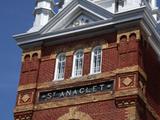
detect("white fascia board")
[13,31,39,40]
[14,7,143,43]
[16,7,160,49]
[16,15,143,46]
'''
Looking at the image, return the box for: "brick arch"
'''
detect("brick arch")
[57,107,93,120]
[120,35,127,42]
[129,33,137,41]
[32,53,39,61]
[24,54,31,62]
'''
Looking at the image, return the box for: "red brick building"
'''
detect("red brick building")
[13,0,160,120]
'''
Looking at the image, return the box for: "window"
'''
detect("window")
[90,46,102,74]
[54,53,66,80]
[72,50,84,78]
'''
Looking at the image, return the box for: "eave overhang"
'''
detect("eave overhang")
[13,7,145,45]
[13,6,160,57]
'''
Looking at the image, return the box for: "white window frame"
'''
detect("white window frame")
[72,49,84,78]
[54,53,66,81]
[90,46,102,74]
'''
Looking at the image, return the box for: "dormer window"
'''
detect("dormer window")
[54,53,66,80]
[90,46,102,74]
[72,50,84,78]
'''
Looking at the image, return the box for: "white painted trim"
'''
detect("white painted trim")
[90,46,102,75]
[54,53,66,81]
[71,49,84,78]
[16,9,144,45]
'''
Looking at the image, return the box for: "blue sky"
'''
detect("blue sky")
[0,0,160,120]
[0,0,34,120]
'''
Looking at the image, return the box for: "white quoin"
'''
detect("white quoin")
[29,0,54,32]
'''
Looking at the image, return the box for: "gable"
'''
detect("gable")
[48,6,106,32]
[40,0,113,34]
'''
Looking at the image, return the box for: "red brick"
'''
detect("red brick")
[32,100,126,120]
[65,56,73,79]
[38,59,55,83]
[83,52,91,75]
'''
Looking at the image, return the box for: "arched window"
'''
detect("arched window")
[54,53,66,80]
[72,50,84,78]
[90,46,102,74]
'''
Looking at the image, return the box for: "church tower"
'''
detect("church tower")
[13,0,160,120]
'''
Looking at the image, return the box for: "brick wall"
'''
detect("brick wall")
[19,32,140,86]
[141,42,160,116]
[19,53,40,85]
[30,32,141,120]
[64,55,73,79]
[32,100,126,120]
[16,30,160,120]
[31,32,138,84]
[83,52,91,75]
[38,59,55,83]
[37,33,118,83]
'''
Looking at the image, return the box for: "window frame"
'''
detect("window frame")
[90,46,102,75]
[72,49,84,78]
[54,53,66,81]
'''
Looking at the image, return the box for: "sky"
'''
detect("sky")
[0,0,160,120]
[0,0,34,120]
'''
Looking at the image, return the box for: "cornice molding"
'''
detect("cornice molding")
[13,7,145,47]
